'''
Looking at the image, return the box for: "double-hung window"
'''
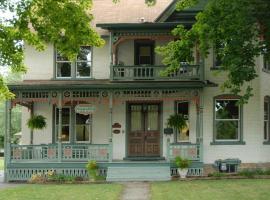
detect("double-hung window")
[214,99,241,141]
[212,43,224,69]
[55,107,71,142]
[263,55,270,72]
[56,46,92,79]
[264,97,270,141]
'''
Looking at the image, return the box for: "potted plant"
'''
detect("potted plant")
[175,156,190,179]
[167,114,187,135]
[27,115,47,131]
[86,160,98,181]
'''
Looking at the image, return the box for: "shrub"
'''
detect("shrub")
[86,160,98,181]
[175,156,190,169]
[29,173,46,183]
[239,169,257,178]
[208,172,226,178]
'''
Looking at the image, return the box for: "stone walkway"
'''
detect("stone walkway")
[121,182,150,200]
[0,170,22,190]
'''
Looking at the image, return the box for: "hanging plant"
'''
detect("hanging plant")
[167,114,187,133]
[27,115,47,131]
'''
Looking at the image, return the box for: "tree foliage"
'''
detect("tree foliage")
[157,0,270,103]
[0,0,104,100]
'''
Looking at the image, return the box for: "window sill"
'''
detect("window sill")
[210,66,221,71]
[263,141,270,145]
[262,68,270,74]
[210,141,246,145]
[52,77,94,81]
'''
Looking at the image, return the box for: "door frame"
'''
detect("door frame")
[125,101,163,158]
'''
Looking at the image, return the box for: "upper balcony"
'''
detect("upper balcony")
[112,64,203,81]
[98,23,204,82]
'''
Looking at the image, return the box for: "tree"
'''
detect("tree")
[156,0,270,104]
[0,0,104,100]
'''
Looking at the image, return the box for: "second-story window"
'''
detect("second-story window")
[56,46,92,79]
[263,55,270,71]
[135,40,154,65]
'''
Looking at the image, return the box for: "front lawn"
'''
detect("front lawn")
[151,179,270,200]
[0,184,123,200]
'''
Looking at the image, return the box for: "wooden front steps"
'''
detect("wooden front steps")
[106,161,171,182]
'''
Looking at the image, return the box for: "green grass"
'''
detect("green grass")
[151,179,270,200]
[0,184,123,200]
[0,158,4,170]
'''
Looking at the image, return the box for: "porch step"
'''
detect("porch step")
[106,165,171,182]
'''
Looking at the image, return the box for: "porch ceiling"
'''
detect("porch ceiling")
[8,79,215,91]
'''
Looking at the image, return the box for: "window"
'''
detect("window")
[214,99,241,141]
[176,101,189,142]
[135,40,154,65]
[212,43,224,69]
[263,55,270,71]
[264,97,270,141]
[56,46,92,78]
[75,113,92,142]
[55,107,71,142]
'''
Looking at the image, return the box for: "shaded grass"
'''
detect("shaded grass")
[151,179,270,200]
[0,184,123,200]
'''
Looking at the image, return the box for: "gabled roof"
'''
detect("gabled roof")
[155,0,208,22]
[91,0,173,35]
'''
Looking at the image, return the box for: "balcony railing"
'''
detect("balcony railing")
[168,143,200,161]
[112,64,202,81]
[10,143,109,162]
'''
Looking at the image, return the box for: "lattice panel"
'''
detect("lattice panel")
[7,168,107,181]
[170,167,203,177]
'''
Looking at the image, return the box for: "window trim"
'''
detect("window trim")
[211,95,245,145]
[54,106,71,143]
[175,101,190,143]
[54,46,93,79]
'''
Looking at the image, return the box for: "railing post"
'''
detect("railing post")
[197,92,204,162]
[4,100,12,182]
[166,137,170,162]
[57,92,63,163]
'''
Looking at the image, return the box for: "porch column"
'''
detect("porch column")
[196,92,204,162]
[4,100,12,182]
[30,103,34,145]
[108,92,113,162]
[57,92,63,163]
[109,31,114,80]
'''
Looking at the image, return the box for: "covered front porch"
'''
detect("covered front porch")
[5,81,205,181]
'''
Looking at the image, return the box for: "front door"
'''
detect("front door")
[128,103,161,157]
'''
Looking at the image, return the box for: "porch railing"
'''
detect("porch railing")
[168,143,200,161]
[10,143,109,162]
[112,64,202,81]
